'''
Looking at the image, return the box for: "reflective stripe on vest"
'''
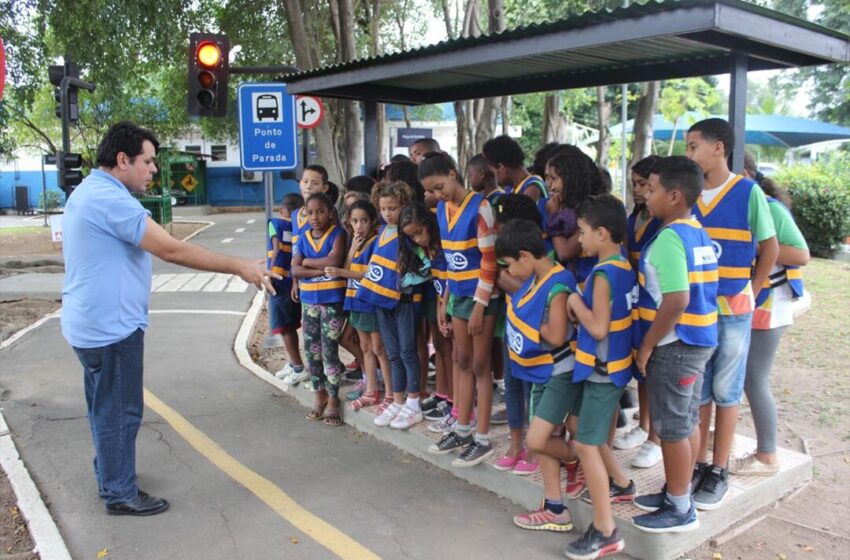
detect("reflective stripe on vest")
[357,225,402,309]
[291,207,310,247]
[637,219,719,348]
[755,198,804,308]
[574,257,636,387]
[345,234,378,313]
[506,264,578,384]
[627,212,661,264]
[693,175,757,296]
[296,225,346,304]
[437,192,484,297]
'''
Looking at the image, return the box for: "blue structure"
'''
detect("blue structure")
[0,168,63,209]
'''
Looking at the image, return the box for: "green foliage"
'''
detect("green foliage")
[38,189,63,212]
[774,153,850,257]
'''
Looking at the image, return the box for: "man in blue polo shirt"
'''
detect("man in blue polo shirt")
[62,121,277,516]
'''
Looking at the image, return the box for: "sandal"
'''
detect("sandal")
[351,391,379,411]
[306,401,327,421]
[323,409,343,427]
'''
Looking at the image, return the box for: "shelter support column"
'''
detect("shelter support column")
[364,97,379,176]
[729,52,748,173]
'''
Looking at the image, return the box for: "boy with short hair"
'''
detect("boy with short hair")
[482,135,548,210]
[266,193,306,383]
[632,156,719,533]
[495,219,578,533]
[564,194,636,558]
[467,154,504,206]
[686,119,778,509]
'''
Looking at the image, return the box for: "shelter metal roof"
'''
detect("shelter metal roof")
[283,0,850,105]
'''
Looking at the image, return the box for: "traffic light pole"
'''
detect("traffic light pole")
[58,75,95,155]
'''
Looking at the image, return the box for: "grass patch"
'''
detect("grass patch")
[0,226,51,236]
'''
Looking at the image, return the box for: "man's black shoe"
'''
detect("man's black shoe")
[106,491,169,516]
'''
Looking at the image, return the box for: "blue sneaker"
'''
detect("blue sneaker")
[633,486,666,512]
[632,499,699,533]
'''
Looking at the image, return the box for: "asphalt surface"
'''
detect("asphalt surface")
[0,210,569,560]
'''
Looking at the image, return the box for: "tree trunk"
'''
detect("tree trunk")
[335,0,364,179]
[630,81,659,165]
[282,0,342,182]
[542,92,562,143]
[596,86,611,167]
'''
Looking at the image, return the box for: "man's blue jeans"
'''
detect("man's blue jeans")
[73,328,144,505]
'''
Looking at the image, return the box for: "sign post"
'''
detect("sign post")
[238,83,298,222]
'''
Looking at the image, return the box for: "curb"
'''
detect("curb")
[175,220,215,242]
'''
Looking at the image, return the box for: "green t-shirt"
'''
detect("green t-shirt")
[748,184,777,242]
[643,228,689,346]
[769,201,807,250]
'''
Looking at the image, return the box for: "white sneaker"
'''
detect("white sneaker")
[283,366,309,386]
[632,440,663,468]
[374,403,402,427]
[614,426,648,450]
[275,362,295,380]
[389,406,423,430]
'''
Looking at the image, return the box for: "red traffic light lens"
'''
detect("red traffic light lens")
[198,70,216,89]
[197,42,221,68]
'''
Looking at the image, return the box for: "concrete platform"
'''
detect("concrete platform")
[279,378,811,560]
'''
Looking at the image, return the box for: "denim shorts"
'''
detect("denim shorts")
[646,340,714,442]
[701,313,753,407]
[269,291,301,333]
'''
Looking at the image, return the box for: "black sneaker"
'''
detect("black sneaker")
[421,394,444,413]
[428,431,472,455]
[693,465,728,511]
[582,478,636,504]
[106,491,169,516]
[692,462,710,494]
[425,400,450,421]
[564,524,625,559]
[451,439,494,467]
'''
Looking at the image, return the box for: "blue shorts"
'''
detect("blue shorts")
[269,290,301,333]
[701,313,752,407]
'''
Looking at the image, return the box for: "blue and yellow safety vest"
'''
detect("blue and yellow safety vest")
[755,197,804,308]
[267,217,292,293]
[627,211,661,264]
[295,225,346,304]
[693,175,757,296]
[575,257,636,387]
[506,264,578,384]
[291,207,310,247]
[344,234,378,313]
[636,219,719,348]
[437,192,484,298]
[357,225,403,309]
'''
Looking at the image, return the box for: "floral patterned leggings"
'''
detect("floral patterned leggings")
[301,302,345,398]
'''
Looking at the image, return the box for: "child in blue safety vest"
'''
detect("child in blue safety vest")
[731,154,809,477]
[266,193,306,384]
[323,199,392,413]
[632,156,719,533]
[495,219,578,534]
[291,193,348,427]
[358,181,425,430]
[420,152,500,468]
[685,119,778,510]
[563,194,637,559]
[614,155,665,468]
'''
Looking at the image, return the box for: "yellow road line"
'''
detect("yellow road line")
[143,389,381,560]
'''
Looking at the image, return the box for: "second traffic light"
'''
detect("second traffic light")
[188,33,229,117]
[58,151,84,194]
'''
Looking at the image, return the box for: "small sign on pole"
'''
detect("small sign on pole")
[296,95,324,129]
[49,214,64,243]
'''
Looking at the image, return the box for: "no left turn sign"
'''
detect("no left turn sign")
[296,95,324,129]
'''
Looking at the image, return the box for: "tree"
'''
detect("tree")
[658,78,720,155]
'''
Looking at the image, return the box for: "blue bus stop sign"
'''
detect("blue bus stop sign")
[237,83,298,171]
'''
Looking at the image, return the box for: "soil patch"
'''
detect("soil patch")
[0,470,39,560]
[0,299,62,343]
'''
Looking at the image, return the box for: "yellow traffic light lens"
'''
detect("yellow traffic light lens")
[197,42,221,67]
[198,70,216,89]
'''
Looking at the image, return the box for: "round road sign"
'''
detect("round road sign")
[295,95,324,129]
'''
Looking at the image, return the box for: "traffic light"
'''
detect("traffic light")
[58,151,84,193]
[188,33,229,117]
[48,61,80,123]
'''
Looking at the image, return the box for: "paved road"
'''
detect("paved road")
[1,211,569,560]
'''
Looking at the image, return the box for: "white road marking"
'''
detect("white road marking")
[156,273,196,292]
[246,219,256,224]
[149,309,246,316]
[179,273,215,292]
[226,276,249,292]
[151,273,176,291]
[235,228,245,233]
[203,273,232,292]
[221,237,234,244]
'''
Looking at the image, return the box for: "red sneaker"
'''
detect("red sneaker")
[564,459,586,499]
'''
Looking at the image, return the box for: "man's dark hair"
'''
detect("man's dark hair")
[304,164,329,184]
[495,219,546,260]
[631,155,662,179]
[531,142,563,177]
[96,121,160,168]
[482,135,525,169]
[688,118,735,157]
[391,153,411,163]
[344,175,376,195]
[411,138,440,153]
[655,156,704,207]
[492,193,541,227]
[576,194,627,244]
[282,193,304,213]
